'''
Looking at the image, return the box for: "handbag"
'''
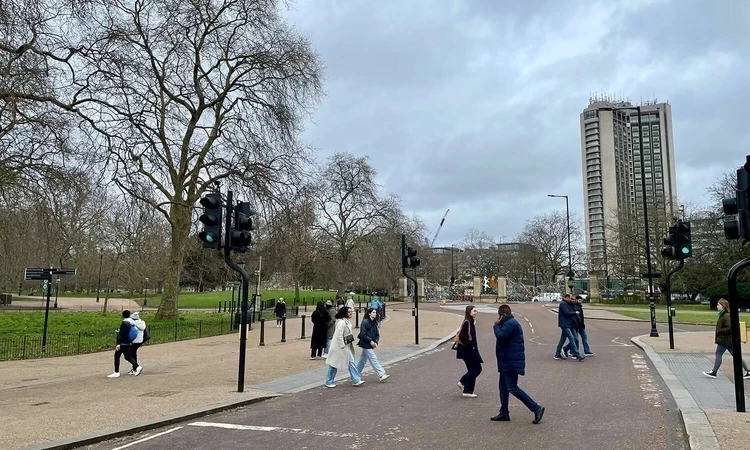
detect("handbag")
[343,331,354,345]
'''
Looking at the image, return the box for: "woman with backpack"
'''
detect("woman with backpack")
[310,302,330,360]
[355,308,390,381]
[454,305,483,398]
[108,310,138,378]
[324,306,364,388]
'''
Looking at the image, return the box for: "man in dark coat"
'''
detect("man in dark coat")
[555,294,584,361]
[491,304,544,424]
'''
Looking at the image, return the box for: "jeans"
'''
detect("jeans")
[712,345,750,373]
[564,329,592,355]
[499,371,539,416]
[325,358,362,385]
[459,359,482,393]
[356,348,386,377]
[324,339,332,355]
[556,328,580,357]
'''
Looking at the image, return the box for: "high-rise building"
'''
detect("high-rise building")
[580,97,677,277]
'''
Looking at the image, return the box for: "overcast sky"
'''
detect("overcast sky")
[283,0,750,247]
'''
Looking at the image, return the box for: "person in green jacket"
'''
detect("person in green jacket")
[702,298,750,379]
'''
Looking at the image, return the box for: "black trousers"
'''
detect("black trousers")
[114,345,136,372]
[129,343,142,369]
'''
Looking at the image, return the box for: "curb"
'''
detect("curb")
[20,395,278,450]
[630,335,719,450]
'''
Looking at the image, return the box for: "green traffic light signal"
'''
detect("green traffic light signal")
[198,193,223,249]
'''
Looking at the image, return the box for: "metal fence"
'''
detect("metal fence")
[0,315,236,361]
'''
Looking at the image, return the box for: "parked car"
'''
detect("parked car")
[532,292,561,302]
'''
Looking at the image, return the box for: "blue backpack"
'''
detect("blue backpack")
[127,322,138,343]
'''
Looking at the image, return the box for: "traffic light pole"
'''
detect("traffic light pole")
[727,256,750,413]
[223,190,251,393]
[402,234,418,345]
[663,259,684,350]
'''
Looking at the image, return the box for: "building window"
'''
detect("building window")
[583,110,599,120]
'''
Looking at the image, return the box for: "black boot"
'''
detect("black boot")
[532,405,545,424]
[490,413,510,421]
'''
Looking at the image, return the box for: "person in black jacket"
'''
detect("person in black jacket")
[455,305,483,398]
[491,304,544,424]
[555,294,584,361]
[108,310,137,378]
[310,302,330,359]
[274,299,286,327]
[355,308,390,381]
[564,296,594,357]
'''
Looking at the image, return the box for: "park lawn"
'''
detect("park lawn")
[142,289,375,309]
[0,311,236,336]
[603,309,750,326]
[595,303,710,312]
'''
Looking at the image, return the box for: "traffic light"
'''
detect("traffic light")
[198,193,223,249]
[404,247,420,269]
[661,225,676,260]
[722,155,750,242]
[674,221,692,259]
[228,202,256,253]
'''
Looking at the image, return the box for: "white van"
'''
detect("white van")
[532,292,562,302]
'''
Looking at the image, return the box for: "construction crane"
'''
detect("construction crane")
[425,209,450,248]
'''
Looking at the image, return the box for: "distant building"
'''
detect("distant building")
[580,96,678,276]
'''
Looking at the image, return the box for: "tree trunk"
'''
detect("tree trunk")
[294,278,300,304]
[156,202,191,319]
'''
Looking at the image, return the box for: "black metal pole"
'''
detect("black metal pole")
[96,253,103,303]
[281,317,287,343]
[450,247,455,286]
[728,256,750,412]
[223,190,251,393]
[565,195,572,280]
[54,279,60,309]
[259,318,265,346]
[41,277,52,351]
[664,259,685,350]
[402,234,419,345]
[301,315,306,339]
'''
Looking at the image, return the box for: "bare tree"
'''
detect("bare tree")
[518,211,583,282]
[0,0,324,318]
[313,153,401,298]
[459,228,496,276]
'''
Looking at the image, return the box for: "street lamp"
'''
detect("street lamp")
[450,245,456,286]
[547,194,574,291]
[95,249,103,303]
[589,103,658,337]
[144,277,149,307]
[54,278,60,309]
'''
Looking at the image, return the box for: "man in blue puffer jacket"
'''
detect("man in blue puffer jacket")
[555,294,585,361]
[491,304,545,424]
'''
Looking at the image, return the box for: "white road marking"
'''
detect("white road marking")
[110,427,183,450]
[187,421,409,443]
[612,337,634,347]
[631,353,662,408]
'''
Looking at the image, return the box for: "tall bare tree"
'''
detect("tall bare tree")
[313,153,401,298]
[518,211,583,282]
[0,0,324,317]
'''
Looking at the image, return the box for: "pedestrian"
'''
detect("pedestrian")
[564,296,594,358]
[324,300,336,356]
[455,305,483,398]
[555,294,584,361]
[324,306,364,388]
[310,302,330,360]
[345,297,355,311]
[108,310,137,378]
[274,298,286,328]
[703,298,750,379]
[490,304,545,424]
[126,311,147,375]
[356,308,390,381]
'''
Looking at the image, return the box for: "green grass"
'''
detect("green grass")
[141,290,376,309]
[594,303,710,312]
[0,311,241,361]
[598,308,750,326]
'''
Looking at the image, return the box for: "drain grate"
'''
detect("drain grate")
[139,391,181,398]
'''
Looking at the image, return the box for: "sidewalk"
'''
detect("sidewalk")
[0,306,459,450]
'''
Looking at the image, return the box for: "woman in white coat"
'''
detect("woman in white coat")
[324,306,364,388]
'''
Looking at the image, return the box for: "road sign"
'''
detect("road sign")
[24,268,77,280]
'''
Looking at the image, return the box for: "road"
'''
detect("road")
[82,303,689,450]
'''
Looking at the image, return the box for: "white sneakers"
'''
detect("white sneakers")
[324,383,336,388]
[134,366,143,376]
[379,374,391,382]
[107,372,120,378]
[353,380,365,386]
[462,393,478,398]
[108,366,142,378]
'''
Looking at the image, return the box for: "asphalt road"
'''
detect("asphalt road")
[83,303,689,450]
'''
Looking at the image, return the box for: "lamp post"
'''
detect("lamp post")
[144,277,149,307]
[450,245,456,286]
[95,249,103,303]
[548,194,574,292]
[589,103,658,337]
[54,278,60,309]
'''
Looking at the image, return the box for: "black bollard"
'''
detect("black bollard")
[259,318,265,346]
[295,305,299,316]
[301,315,306,339]
[281,317,287,343]
[355,307,360,328]
[383,303,387,319]
[304,301,307,312]
[217,301,221,313]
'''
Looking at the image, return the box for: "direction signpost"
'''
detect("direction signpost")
[24,268,77,352]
